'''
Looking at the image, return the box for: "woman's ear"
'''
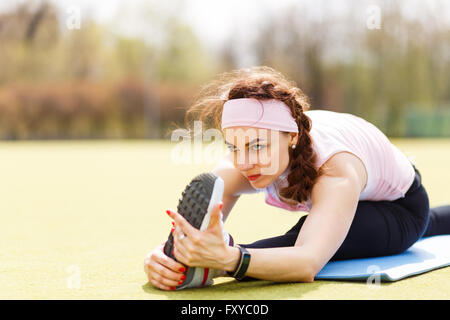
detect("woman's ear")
[289,132,299,145]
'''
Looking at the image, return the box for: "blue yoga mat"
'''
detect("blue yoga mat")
[315,235,450,281]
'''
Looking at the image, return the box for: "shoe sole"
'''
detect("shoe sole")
[163,172,224,289]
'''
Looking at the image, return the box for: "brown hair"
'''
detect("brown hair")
[185,66,322,205]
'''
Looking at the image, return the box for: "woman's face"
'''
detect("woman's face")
[223,126,298,188]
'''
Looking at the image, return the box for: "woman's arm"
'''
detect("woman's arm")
[221,152,367,282]
[211,153,258,221]
[169,151,367,283]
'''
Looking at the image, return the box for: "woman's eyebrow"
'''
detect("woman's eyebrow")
[224,138,266,147]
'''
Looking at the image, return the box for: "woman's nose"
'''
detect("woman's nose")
[236,162,255,171]
[234,153,257,171]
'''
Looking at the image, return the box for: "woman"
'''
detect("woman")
[144,66,450,291]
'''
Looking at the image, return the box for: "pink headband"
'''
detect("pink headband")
[221,98,299,133]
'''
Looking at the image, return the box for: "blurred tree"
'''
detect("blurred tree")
[63,21,103,80]
[0,1,60,83]
[155,19,215,83]
[0,0,449,139]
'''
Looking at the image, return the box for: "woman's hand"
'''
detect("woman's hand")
[167,202,237,271]
[144,242,187,291]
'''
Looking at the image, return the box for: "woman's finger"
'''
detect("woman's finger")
[173,244,191,266]
[166,209,198,239]
[152,245,187,274]
[151,263,185,287]
[153,254,186,276]
[144,247,187,289]
[206,202,223,232]
[148,260,185,284]
[172,227,194,266]
[172,227,190,259]
[149,278,174,291]
[145,259,186,290]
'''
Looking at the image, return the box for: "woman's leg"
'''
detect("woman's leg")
[238,215,306,249]
[423,205,450,237]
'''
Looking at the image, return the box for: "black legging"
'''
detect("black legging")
[240,166,450,261]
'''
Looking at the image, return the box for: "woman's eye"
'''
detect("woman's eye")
[227,144,265,152]
[251,144,264,151]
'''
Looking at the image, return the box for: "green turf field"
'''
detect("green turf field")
[0,139,449,299]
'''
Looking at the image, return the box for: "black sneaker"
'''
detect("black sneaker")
[163,172,233,289]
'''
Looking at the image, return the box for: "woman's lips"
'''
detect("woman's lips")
[247,174,261,181]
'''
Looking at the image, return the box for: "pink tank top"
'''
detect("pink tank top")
[258,110,415,212]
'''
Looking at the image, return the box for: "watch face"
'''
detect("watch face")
[235,247,251,280]
[241,252,251,264]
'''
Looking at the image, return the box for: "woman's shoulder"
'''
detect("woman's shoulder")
[305,110,374,132]
[305,109,362,122]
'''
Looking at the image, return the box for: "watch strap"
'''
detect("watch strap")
[227,245,251,280]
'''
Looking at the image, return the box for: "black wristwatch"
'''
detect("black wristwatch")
[227,245,251,280]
